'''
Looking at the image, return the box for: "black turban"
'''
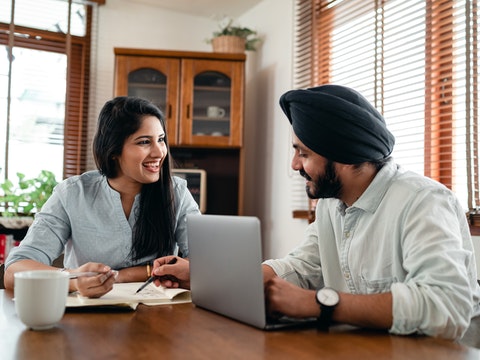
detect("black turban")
[279,85,395,164]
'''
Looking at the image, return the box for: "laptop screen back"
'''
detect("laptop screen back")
[187,214,268,329]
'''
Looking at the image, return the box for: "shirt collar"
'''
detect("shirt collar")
[344,158,398,214]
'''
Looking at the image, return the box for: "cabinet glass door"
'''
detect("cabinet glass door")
[126,68,178,142]
[114,56,179,144]
[127,68,167,109]
[192,71,231,137]
[180,59,243,147]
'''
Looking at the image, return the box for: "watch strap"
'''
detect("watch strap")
[317,305,334,331]
[315,287,339,331]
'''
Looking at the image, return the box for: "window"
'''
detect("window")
[0,0,101,183]
[293,0,479,214]
[0,46,67,181]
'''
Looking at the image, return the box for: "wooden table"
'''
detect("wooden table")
[1,290,479,360]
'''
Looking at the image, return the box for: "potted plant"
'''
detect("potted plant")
[0,170,58,238]
[207,17,261,53]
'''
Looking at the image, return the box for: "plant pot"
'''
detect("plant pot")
[212,36,246,53]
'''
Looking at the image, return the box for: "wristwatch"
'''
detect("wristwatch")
[315,287,339,331]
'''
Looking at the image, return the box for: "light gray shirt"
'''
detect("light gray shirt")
[264,159,480,339]
[5,171,200,270]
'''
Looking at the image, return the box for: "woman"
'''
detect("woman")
[4,97,200,297]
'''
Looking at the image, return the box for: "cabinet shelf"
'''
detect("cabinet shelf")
[128,82,167,89]
[193,116,228,121]
[194,86,230,92]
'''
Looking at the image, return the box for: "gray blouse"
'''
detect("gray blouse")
[5,170,200,270]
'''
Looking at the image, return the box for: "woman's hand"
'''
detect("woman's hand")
[152,256,190,289]
[69,262,117,298]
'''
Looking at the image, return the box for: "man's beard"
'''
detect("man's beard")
[301,160,343,200]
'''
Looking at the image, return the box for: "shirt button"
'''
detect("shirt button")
[344,272,351,280]
[344,231,350,238]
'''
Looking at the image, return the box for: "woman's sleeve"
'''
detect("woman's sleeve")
[5,184,70,268]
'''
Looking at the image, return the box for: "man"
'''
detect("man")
[262,84,480,340]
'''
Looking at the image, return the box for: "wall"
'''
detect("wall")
[239,0,309,259]
[91,0,309,261]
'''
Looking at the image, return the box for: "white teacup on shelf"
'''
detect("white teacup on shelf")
[206,106,226,118]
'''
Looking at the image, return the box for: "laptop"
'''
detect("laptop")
[187,214,316,330]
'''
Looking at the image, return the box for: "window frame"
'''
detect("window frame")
[0,1,97,180]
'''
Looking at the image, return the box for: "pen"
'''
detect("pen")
[135,257,178,294]
[66,270,119,280]
[67,271,101,279]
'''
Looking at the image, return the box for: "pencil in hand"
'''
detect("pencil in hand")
[135,257,178,294]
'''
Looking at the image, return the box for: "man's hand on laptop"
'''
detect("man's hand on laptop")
[152,256,191,289]
[265,276,319,318]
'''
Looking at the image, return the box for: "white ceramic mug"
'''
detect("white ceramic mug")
[206,106,226,118]
[14,270,70,330]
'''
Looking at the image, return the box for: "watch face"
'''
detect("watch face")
[317,288,339,306]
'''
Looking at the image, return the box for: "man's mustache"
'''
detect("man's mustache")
[299,169,312,181]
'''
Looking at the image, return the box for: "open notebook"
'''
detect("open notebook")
[187,214,316,330]
[66,282,191,310]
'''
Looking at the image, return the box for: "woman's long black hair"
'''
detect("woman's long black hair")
[93,96,176,261]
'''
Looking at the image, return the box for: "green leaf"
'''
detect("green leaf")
[0,170,58,217]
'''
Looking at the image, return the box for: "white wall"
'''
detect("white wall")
[239,0,309,259]
[92,0,309,261]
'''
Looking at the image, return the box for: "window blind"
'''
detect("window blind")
[0,0,101,181]
[291,0,315,213]
[292,0,479,213]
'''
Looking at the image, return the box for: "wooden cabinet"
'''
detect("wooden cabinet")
[113,48,246,215]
